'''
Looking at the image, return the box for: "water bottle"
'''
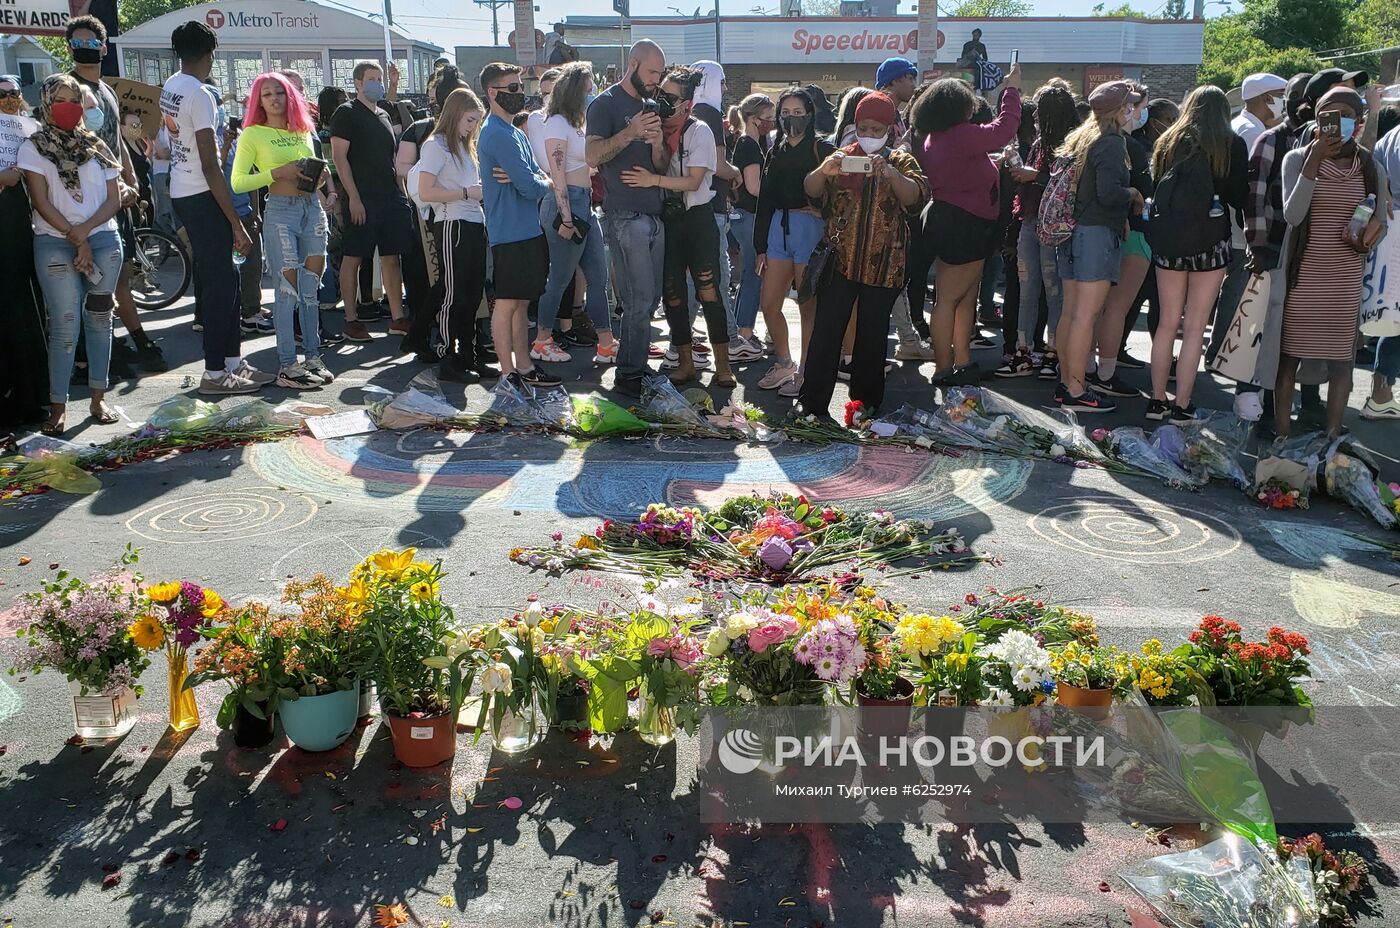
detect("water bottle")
[232,250,246,268]
[1347,193,1377,242]
[1141,196,1152,223]
[1209,194,1225,219]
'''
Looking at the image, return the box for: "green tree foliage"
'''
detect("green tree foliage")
[1199,10,1323,90]
[1239,0,1348,55]
[947,0,1032,15]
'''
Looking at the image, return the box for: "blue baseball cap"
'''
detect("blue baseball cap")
[876,57,917,90]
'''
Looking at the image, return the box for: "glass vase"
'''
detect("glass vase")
[493,692,545,754]
[166,645,200,733]
[637,682,676,747]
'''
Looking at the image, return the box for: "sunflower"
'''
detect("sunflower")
[200,589,225,618]
[408,579,439,603]
[369,548,417,579]
[145,581,182,604]
[128,614,166,650]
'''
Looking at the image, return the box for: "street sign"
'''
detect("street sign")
[613,0,629,17]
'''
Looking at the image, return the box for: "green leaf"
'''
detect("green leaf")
[422,655,451,670]
[588,677,630,733]
[216,692,237,729]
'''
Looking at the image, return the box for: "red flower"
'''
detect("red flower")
[1188,630,1203,644]
[843,400,865,428]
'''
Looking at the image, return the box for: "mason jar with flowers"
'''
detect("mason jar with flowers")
[138,579,228,732]
[10,547,151,739]
[634,624,704,746]
[701,605,827,706]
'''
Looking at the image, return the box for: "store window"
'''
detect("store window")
[271,52,325,94]
[330,50,408,92]
[209,52,264,103]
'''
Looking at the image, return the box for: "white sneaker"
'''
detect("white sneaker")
[1233,391,1264,422]
[530,339,571,363]
[233,360,276,385]
[198,370,259,395]
[757,358,797,390]
[303,357,335,384]
[660,348,711,370]
[895,339,937,361]
[728,336,764,363]
[276,363,322,390]
[1361,397,1400,420]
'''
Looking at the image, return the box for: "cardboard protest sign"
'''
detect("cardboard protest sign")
[102,77,163,139]
[1360,228,1400,337]
[1209,271,1269,385]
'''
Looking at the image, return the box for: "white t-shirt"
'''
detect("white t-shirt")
[1229,110,1268,249]
[415,135,484,224]
[524,110,550,175]
[541,113,588,176]
[152,126,171,175]
[16,139,119,238]
[0,113,38,170]
[666,117,716,210]
[160,71,218,198]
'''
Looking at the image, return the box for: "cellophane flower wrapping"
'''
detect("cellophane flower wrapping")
[637,374,717,431]
[527,384,578,432]
[485,374,545,426]
[1324,444,1397,530]
[1174,412,1252,490]
[1106,428,1201,489]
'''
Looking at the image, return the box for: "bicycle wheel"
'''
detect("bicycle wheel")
[130,227,191,310]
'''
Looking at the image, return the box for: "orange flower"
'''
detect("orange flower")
[374,903,411,927]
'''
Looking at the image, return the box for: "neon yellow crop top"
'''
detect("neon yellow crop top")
[230,124,317,194]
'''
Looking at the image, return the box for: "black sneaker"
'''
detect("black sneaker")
[971,334,999,349]
[320,330,345,347]
[1145,399,1171,421]
[1117,349,1146,370]
[241,315,275,335]
[994,352,1035,378]
[1036,354,1058,381]
[1052,382,1071,405]
[1088,373,1141,398]
[947,363,982,385]
[356,302,385,322]
[478,343,499,364]
[555,326,595,348]
[1060,388,1117,414]
[472,360,501,381]
[793,405,839,428]
[612,374,644,398]
[836,359,853,382]
[519,366,562,388]
[1169,403,1197,423]
[439,358,480,384]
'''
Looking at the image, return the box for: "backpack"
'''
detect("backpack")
[404,158,433,221]
[1147,148,1225,260]
[1037,155,1079,246]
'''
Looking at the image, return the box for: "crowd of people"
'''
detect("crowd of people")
[1,15,1397,442]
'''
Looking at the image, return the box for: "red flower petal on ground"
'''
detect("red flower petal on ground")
[101,871,121,890]
[270,818,287,832]
[162,852,180,866]
[184,849,201,861]
[1098,881,1111,892]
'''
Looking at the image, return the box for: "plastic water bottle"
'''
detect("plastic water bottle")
[232,250,246,268]
[1209,195,1225,219]
[1141,197,1152,222]
[1347,193,1377,242]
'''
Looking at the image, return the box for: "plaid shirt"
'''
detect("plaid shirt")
[1244,119,1303,270]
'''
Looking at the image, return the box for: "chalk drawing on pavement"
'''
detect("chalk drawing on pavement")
[0,677,20,723]
[1263,521,1386,567]
[249,431,1034,520]
[1027,497,1242,565]
[1289,571,1400,628]
[125,486,318,544]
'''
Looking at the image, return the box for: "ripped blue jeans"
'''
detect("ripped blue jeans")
[1016,222,1064,351]
[35,230,122,405]
[262,195,328,369]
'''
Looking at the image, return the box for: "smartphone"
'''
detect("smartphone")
[840,154,873,174]
[1009,49,1020,67]
[297,157,327,193]
[1318,110,1341,137]
[551,211,586,244]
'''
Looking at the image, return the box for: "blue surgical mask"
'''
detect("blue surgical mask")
[1340,116,1357,140]
[1134,108,1148,130]
[83,106,104,132]
[362,80,386,103]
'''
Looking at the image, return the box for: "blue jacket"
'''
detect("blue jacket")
[477,113,551,245]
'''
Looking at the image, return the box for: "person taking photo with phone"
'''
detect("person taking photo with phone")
[231,71,334,390]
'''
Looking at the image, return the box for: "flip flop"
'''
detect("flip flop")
[90,404,119,425]
[41,419,66,437]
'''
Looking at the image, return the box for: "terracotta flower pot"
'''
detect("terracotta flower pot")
[1056,682,1114,720]
[856,678,915,739]
[385,709,456,767]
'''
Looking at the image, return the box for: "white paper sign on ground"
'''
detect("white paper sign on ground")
[1209,272,1271,385]
[306,410,378,440]
[1360,228,1400,337]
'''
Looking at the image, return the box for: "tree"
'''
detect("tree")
[1198,12,1320,90]
[947,0,1032,15]
[36,0,204,72]
[1239,0,1348,56]
[1092,2,1151,15]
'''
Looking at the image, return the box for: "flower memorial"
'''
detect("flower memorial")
[509,494,981,582]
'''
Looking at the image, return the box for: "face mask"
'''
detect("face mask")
[49,101,83,132]
[656,92,679,120]
[780,114,809,137]
[1133,108,1149,130]
[1340,116,1358,140]
[629,69,653,99]
[361,80,385,103]
[71,47,102,65]
[0,96,21,116]
[856,134,887,154]
[83,106,104,132]
[495,89,527,116]
[1267,97,1284,119]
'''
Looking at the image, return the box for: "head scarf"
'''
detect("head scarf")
[29,74,120,199]
[839,92,898,193]
[692,60,724,113]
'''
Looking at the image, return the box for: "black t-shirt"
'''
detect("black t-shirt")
[400,117,433,152]
[693,102,728,214]
[753,134,835,254]
[1126,134,1152,234]
[732,134,766,213]
[330,99,399,200]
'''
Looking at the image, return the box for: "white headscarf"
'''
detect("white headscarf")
[692,60,724,113]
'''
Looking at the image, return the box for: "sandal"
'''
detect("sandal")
[90,402,119,425]
[41,418,66,437]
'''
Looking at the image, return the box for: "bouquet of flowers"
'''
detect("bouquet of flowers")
[954,589,1100,649]
[1091,427,1201,489]
[979,629,1056,707]
[1174,616,1312,707]
[510,493,980,582]
[1382,482,1400,523]
[935,388,1042,457]
[9,546,151,696]
[893,612,981,705]
[1255,477,1305,510]
[189,601,284,728]
[137,577,231,730]
[1176,414,1252,490]
[870,404,974,453]
[1277,833,1372,927]
[705,401,784,443]
[1129,639,1212,707]
[1325,447,1397,530]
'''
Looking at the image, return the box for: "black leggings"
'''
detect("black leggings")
[662,203,727,346]
[800,270,899,415]
[431,219,487,362]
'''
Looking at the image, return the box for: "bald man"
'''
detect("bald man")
[586,39,669,396]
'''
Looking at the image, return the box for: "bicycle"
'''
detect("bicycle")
[127,202,191,311]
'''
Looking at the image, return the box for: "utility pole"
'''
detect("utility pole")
[475,0,512,45]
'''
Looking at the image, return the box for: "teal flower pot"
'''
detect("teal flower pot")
[279,687,358,752]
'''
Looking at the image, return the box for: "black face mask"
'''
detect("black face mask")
[495,89,527,116]
[629,69,654,99]
[71,47,102,65]
[656,91,679,120]
[780,114,810,137]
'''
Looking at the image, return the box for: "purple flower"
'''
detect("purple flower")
[1033,631,1046,646]
[179,582,205,611]
[758,536,793,572]
[551,531,563,542]
[175,626,201,647]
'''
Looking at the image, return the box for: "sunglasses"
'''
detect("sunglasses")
[656,90,681,108]
[493,83,522,94]
[69,38,102,50]
[0,89,20,99]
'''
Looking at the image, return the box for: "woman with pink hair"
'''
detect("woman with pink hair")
[230,71,335,390]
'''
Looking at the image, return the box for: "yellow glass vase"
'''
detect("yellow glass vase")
[166,645,200,732]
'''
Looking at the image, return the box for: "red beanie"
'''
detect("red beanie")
[854,91,898,127]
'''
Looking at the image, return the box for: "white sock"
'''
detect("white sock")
[1098,358,1117,380]
[841,354,852,364]
[225,357,241,373]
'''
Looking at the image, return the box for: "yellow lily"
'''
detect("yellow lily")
[369,548,418,579]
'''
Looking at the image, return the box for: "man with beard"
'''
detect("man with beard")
[586,39,669,397]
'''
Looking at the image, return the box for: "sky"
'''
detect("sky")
[328,0,1113,53]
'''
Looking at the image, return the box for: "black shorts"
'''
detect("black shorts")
[491,236,549,301]
[923,200,1000,267]
[340,194,414,258]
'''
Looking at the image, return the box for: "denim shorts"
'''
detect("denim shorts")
[1056,224,1122,283]
[765,210,824,264]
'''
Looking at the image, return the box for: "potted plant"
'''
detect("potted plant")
[1051,641,1129,719]
[9,547,151,739]
[272,575,367,752]
[1128,639,1212,708]
[188,600,283,748]
[139,578,227,732]
[352,548,458,767]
